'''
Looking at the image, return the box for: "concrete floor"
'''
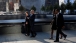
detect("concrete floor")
[0,30,76,43]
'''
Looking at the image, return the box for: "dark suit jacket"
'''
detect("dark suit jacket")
[25,16,30,25]
[30,14,35,25]
[57,13,64,28]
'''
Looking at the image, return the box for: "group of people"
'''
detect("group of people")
[50,8,67,42]
[24,8,67,42]
[25,9,37,37]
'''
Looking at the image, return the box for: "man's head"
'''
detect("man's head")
[54,8,60,14]
[30,9,35,15]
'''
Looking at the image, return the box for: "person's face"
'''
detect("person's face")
[55,9,58,14]
[25,12,28,16]
[30,10,34,15]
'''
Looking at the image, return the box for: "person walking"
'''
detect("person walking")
[50,9,62,40]
[53,8,67,42]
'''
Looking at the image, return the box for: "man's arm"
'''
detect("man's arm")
[61,14,65,29]
[62,14,64,26]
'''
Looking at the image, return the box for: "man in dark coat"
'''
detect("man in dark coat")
[54,8,67,42]
[30,9,37,37]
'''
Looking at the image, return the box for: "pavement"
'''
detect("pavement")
[0,30,76,43]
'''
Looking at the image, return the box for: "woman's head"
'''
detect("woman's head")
[25,11,29,16]
[52,9,56,15]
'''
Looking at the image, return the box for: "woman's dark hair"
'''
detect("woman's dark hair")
[52,9,55,17]
[25,11,30,17]
[53,9,55,13]
[55,8,60,12]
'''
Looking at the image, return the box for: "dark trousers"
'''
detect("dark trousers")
[25,24,30,35]
[56,27,66,41]
[30,24,36,36]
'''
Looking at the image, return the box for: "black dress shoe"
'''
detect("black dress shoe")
[64,35,67,40]
[54,40,59,42]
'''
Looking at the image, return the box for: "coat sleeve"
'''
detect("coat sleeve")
[31,15,35,20]
[61,14,64,26]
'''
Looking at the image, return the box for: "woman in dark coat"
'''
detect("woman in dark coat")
[50,9,62,39]
[25,11,30,36]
